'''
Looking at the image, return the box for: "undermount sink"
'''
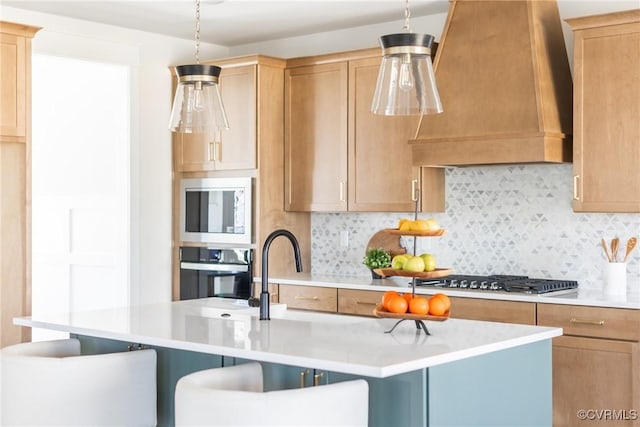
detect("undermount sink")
[195,298,287,320]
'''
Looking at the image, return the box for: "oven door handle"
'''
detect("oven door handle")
[180,262,249,273]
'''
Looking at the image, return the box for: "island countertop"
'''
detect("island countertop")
[15,298,561,378]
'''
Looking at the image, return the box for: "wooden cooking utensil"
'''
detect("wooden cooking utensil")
[601,238,612,262]
[366,230,407,258]
[623,237,637,262]
[611,237,619,262]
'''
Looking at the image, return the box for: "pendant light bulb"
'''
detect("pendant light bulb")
[193,82,206,112]
[398,56,414,92]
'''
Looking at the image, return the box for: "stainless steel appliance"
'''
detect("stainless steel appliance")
[179,177,252,244]
[416,274,578,295]
[179,247,253,300]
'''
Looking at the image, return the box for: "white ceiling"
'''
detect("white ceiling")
[2,0,451,46]
[5,1,638,47]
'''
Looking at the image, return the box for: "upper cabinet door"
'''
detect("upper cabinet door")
[285,62,348,212]
[217,64,257,171]
[347,56,424,212]
[569,11,640,212]
[173,64,257,172]
[0,33,26,140]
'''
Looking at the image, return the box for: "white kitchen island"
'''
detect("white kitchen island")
[15,298,562,427]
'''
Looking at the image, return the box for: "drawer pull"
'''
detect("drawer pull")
[313,372,324,387]
[570,318,605,326]
[295,296,320,301]
[300,369,309,388]
[356,301,377,306]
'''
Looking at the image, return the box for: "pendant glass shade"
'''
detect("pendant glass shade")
[371,33,443,116]
[169,64,229,134]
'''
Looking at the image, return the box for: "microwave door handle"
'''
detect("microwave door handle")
[180,262,249,273]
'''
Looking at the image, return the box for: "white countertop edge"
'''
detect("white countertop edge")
[378,327,562,377]
[15,317,562,378]
[257,275,640,309]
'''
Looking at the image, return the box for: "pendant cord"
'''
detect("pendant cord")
[403,0,411,33]
[194,0,201,64]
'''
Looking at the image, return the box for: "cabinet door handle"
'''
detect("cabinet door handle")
[300,369,309,388]
[573,175,580,200]
[339,181,345,202]
[313,372,324,386]
[215,141,221,162]
[295,295,320,301]
[570,317,605,326]
[356,301,377,306]
[208,141,215,162]
[411,179,419,202]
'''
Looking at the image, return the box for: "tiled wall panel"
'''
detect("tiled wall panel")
[311,165,639,291]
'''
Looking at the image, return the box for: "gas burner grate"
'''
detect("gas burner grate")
[415,274,578,294]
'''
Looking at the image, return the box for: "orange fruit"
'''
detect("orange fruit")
[408,296,430,315]
[431,293,451,312]
[428,295,448,316]
[386,295,408,314]
[402,293,413,304]
[381,291,400,310]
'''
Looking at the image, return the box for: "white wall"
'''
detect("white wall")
[228,1,639,60]
[1,6,229,306]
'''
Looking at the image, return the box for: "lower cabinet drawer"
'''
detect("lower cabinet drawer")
[449,297,537,325]
[337,289,383,317]
[537,303,640,341]
[278,284,337,312]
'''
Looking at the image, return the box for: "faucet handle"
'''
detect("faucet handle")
[247,297,260,307]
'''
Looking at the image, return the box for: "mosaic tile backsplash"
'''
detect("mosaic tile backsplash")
[311,164,640,291]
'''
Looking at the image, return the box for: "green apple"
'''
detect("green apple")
[403,256,426,273]
[391,254,410,270]
[419,253,436,272]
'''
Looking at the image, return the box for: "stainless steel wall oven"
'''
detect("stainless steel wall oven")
[179,247,253,300]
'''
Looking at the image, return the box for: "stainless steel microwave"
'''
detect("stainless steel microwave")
[179,177,252,245]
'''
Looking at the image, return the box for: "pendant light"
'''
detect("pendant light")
[371,0,443,116]
[169,0,229,134]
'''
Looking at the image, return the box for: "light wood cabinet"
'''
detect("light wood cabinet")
[337,289,383,317]
[0,21,39,347]
[278,284,337,312]
[174,64,257,172]
[447,297,537,325]
[284,62,348,211]
[171,55,311,300]
[568,10,640,212]
[252,282,279,303]
[538,303,640,426]
[284,48,444,213]
[1,29,27,140]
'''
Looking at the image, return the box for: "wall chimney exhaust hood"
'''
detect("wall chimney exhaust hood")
[411,0,573,166]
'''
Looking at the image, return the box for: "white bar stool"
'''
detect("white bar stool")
[0,338,157,426]
[175,362,369,426]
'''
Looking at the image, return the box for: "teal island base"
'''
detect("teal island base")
[76,335,551,427]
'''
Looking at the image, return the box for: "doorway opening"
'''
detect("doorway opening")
[31,55,130,341]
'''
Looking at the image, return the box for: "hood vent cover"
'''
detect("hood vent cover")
[411,0,573,166]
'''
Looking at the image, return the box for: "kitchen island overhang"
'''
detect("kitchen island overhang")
[13,298,561,427]
[14,297,561,378]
